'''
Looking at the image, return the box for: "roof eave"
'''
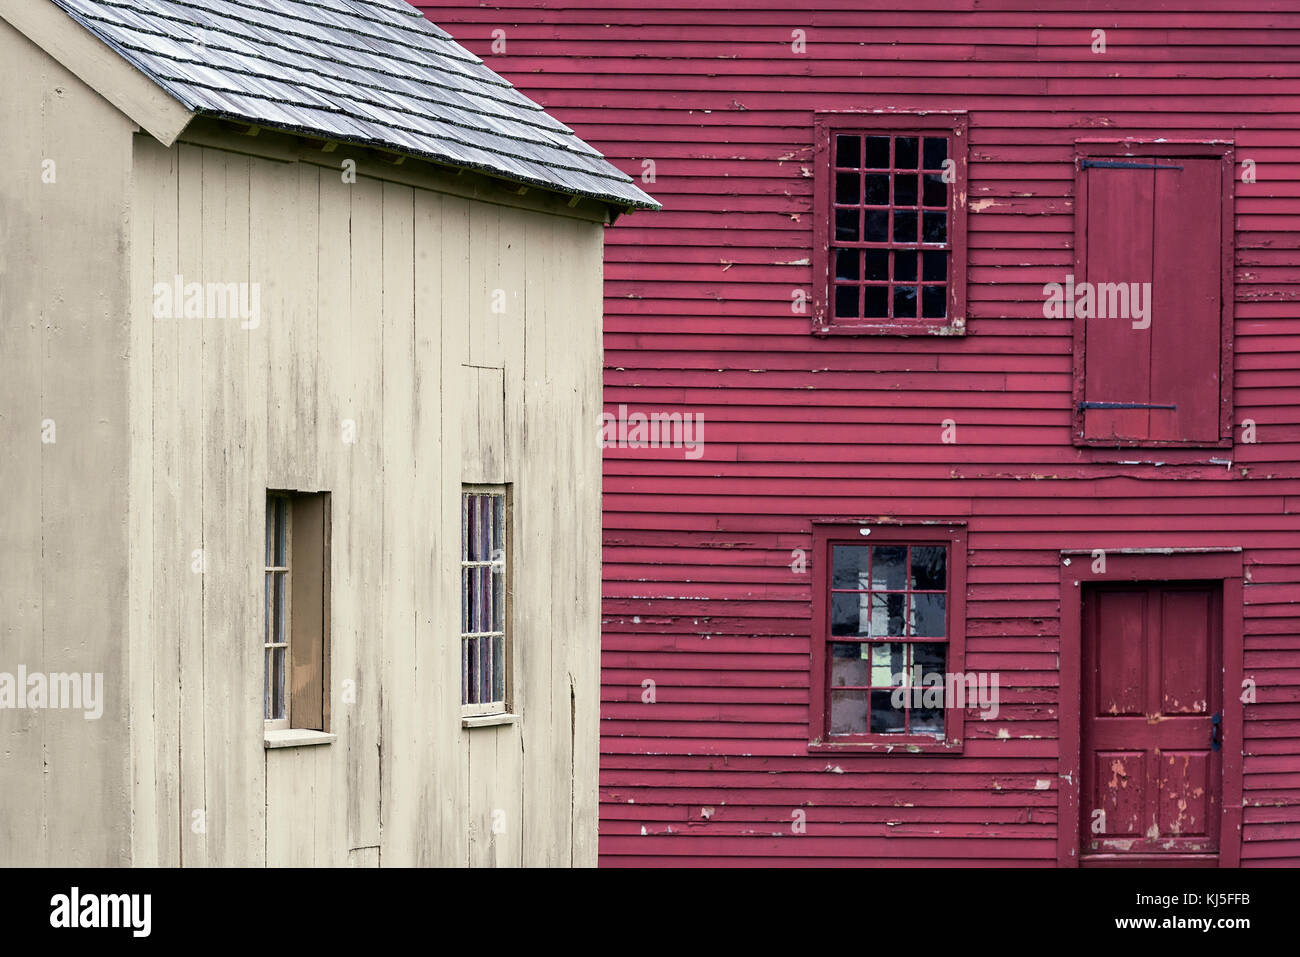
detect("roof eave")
[0,0,194,146]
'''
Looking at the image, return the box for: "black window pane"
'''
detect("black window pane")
[894,250,917,282]
[870,690,905,733]
[895,136,919,168]
[864,285,888,317]
[871,546,907,589]
[836,134,860,168]
[922,173,947,207]
[864,136,890,168]
[923,211,947,244]
[836,172,859,206]
[834,285,859,318]
[910,545,946,589]
[832,545,869,589]
[832,592,870,636]
[864,173,889,205]
[922,250,948,282]
[922,137,948,170]
[865,250,889,281]
[922,285,947,318]
[864,209,889,242]
[893,210,918,244]
[893,285,917,319]
[911,707,945,736]
[835,208,859,241]
[911,594,947,637]
[913,643,947,682]
[893,173,918,206]
[835,248,860,281]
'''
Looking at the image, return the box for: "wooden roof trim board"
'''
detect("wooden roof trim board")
[0,0,659,213]
[0,0,194,144]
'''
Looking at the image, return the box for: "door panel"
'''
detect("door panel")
[1080,583,1222,861]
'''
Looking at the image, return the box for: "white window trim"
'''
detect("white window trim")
[461,486,512,718]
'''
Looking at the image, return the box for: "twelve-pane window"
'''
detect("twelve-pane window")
[827,543,949,737]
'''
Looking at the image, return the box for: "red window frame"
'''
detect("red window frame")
[1070,139,1235,448]
[812,112,968,336]
[808,522,967,753]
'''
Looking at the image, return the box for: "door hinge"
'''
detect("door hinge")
[1078,401,1178,411]
[1080,159,1184,170]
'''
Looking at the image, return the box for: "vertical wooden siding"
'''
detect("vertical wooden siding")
[0,19,136,866]
[126,132,605,866]
[424,1,1300,865]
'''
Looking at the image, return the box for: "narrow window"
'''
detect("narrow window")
[810,524,967,749]
[264,491,331,733]
[461,487,510,715]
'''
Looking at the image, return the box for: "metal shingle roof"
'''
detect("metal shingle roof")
[47,0,659,210]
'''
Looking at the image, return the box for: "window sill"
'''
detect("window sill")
[264,729,336,749]
[462,713,518,729]
[808,737,962,754]
[813,317,966,337]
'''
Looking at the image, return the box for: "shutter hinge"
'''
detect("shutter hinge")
[1080,159,1183,170]
[1078,401,1178,410]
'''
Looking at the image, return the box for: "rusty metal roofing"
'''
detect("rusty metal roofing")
[47,0,658,210]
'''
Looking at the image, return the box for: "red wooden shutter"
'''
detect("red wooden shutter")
[1078,156,1225,445]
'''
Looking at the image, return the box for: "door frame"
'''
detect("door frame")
[1057,548,1244,867]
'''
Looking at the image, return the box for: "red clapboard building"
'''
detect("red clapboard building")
[421,1,1300,866]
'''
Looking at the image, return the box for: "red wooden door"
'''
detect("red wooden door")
[1080,583,1222,865]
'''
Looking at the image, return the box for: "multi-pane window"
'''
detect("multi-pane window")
[264,491,331,734]
[461,488,509,714]
[810,524,966,749]
[813,113,967,335]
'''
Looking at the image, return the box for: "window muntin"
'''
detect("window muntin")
[813,113,966,336]
[461,488,508,714]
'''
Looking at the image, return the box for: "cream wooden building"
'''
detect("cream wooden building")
[0,0,654,867]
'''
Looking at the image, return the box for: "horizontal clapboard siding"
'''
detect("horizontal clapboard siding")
[422,0,1300,865]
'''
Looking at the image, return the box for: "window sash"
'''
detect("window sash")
[809,524,967,750]
[461,488,508,712]
[812,112,967,336]
[264,494,291,730]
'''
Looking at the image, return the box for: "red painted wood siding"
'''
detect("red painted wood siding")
[420,1,1300,865]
